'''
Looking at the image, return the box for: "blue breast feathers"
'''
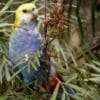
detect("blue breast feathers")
[8,22,45,83]
[9,22,41,58]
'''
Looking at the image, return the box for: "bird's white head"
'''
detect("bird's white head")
[14,3,38,26]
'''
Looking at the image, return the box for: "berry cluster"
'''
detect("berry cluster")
[44,6,64,31]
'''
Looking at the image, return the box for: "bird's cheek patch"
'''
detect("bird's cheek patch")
[19,13,33,23]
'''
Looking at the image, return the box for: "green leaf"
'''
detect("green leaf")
[65,44,78,67]
[93,60,100,66]
[0,63,4,83]
[13,59,25,70]
[10,65,27,81]
[61,92,65,100]
[4,64,11,81]
[34,52,40,66]
[30,61,38,71]
[60,45,69,68]
[0,23,12,28]
[0,0,14,17]
[65,83,88,94]
[84,63,100,73]
[87,76,100,84]
[50,83,60,100]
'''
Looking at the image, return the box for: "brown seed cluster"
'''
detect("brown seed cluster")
[44,6,64,31]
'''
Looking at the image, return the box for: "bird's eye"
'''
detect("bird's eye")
[22,9,28,13]
[32,8,35,11]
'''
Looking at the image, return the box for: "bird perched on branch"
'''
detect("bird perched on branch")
[8,3,75,98]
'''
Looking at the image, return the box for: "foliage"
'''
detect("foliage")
[0,0,100,100]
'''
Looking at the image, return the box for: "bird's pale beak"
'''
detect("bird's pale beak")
[32,9,38,18]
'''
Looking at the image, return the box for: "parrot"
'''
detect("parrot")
[8,3,75,99]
